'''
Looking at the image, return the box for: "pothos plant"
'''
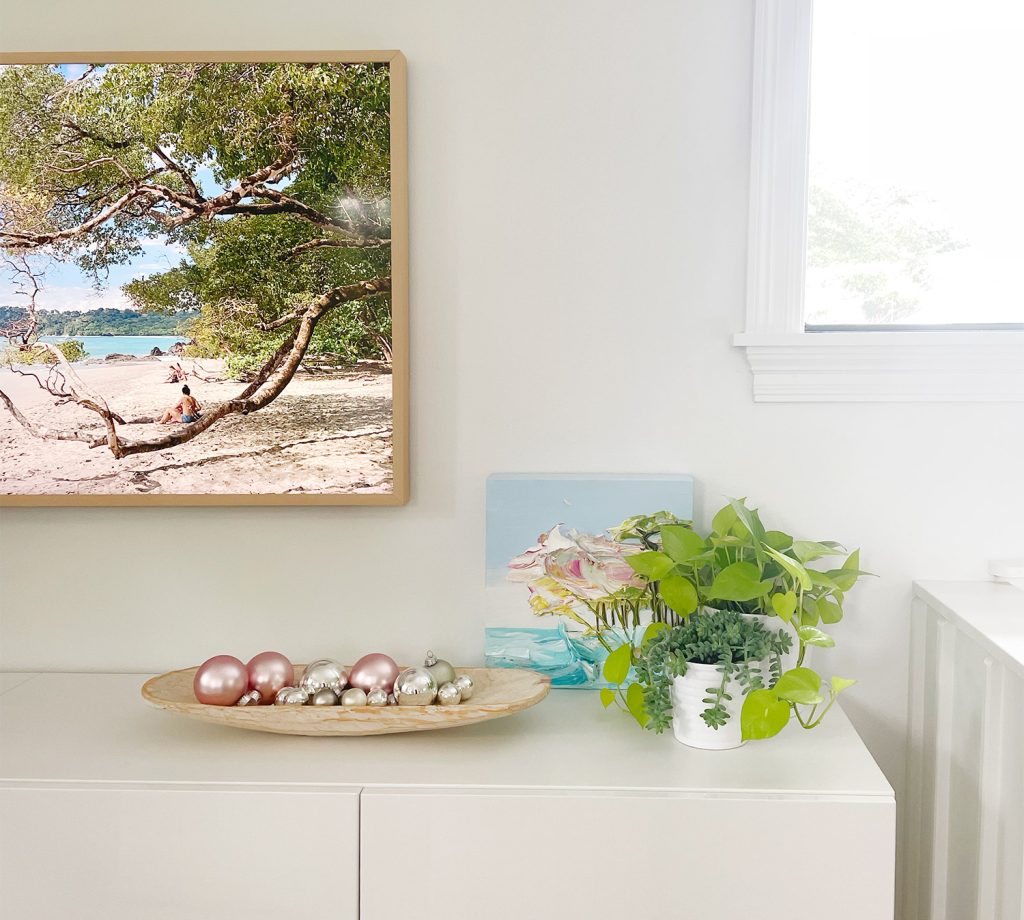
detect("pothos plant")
[601,498,871,740]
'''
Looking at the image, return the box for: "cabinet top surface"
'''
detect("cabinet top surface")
[0,672,893,798]
[914,580,1024,675]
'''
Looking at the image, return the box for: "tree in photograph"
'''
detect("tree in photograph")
[0,62,392,457]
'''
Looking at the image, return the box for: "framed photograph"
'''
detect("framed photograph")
[0,52,408,505]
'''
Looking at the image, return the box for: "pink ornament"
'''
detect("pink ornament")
[246,651,295,705]
[193,655,249,706]
[348,653,401,694]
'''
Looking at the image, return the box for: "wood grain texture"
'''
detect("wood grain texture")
[141,666,550,736]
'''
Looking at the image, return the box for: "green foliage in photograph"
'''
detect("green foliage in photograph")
[1,339,87,366]
[0,306,194,337]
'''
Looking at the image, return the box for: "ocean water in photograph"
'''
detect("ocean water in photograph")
[39,335,185,359]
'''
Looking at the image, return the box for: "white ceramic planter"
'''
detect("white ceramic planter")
[670,662,749,750]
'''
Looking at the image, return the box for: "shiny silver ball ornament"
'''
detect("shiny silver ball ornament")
[299,659,348,696]
[424,650,457,686]
[436,682,462,706]
[274,686,310,705]
[394,667,438,706]
[387,693,399,706]
[366,687,389,706]
[341,687,368,706]
[236,689,263,706]
[453,674,475,701]
[311,688,339,706]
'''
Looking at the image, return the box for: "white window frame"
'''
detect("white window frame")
[735,0,1024,402]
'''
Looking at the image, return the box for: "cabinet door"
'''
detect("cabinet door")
[361,788,894,920]
[0,784,359,920]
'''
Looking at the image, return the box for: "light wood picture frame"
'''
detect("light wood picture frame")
[0,51,408,506]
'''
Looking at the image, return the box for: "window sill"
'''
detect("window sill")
[733,331,1024,402]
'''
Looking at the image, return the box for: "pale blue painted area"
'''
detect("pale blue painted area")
[485,473,694,585]
[40,335,184,358]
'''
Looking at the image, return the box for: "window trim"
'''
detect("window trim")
[736,0,1024,402]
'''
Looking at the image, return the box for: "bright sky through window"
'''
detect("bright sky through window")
[806,0,1024,326]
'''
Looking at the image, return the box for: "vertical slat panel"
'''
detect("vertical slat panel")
[901,598,931,920]
[976,657,1005,920]
[928,617,957,920]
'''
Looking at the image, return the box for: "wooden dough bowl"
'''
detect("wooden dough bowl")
[142,666,550,736]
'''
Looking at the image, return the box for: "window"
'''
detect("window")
[736,0,1024,400]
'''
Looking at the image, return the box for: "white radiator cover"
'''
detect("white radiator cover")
[904,582,1024,920]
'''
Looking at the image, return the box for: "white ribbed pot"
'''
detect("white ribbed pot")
[670,662,751,751]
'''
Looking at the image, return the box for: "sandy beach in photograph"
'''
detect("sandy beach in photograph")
[0,359,393,496]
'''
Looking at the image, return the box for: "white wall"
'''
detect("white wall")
[1,0,1022,798]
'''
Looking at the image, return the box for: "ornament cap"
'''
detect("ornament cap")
[424,650,438,667]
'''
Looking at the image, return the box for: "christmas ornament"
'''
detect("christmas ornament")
[236,690,263,706]
[454,674,475,701]
[436,681,462,706]
[394,667,438,706]
[246,652,294,704]
[341,687,368,706]
[424,651,457,686]
[366,687,389,706]
[298,659,348,696]
[194,655,249,706]
[311,688,339,706]
[348,653,401,694]
[387,693,399,706]
[274,686,310,705]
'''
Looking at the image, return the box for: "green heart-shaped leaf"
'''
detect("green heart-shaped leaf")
[773,667,823,704]
[797,626,836,648]
[770,590,797,622]
[602,643,633,686]
[741,689,791,740]
[658,572,699,616]
[627,551,676,580]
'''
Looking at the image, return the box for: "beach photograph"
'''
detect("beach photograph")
[0,56,406,502]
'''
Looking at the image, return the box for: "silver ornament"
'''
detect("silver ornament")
[453,674,474,701]
[341,687,368,706]
[436,681,462,706]
[274,686,310,705]
[311,688,340,706]
[235,689,263,706]
[394,667,438,706]
[366,687,389,706]
[299,659,349,696]
[387,693,398,706]
[424,650,457,686]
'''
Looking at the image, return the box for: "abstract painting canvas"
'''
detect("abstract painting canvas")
[0,53,407,505]
[484,473,694,686]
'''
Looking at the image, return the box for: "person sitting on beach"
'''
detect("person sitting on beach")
[156,385,203,425]
[164,363,187,383]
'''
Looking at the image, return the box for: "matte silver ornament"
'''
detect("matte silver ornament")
[341,687,368,706]
[274,686,310,705]
[394,667,438,706]
[299,659,348,696]
[311,688,339,706]
[424,650,457,686]
[366,687,389,706]
[453,674,474,701]
[436,681,462,706]
[236,689,263,706]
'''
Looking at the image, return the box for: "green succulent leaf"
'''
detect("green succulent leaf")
[660,525,707,564]
[773,667,823,704]
[706,562,773,602]
[625,681,649,726]
[741,688,791,741]
[658,572,699,616]
[602,642,633,686]
[627,551,676,580]
[770,590,798,622]
[797,626,836,648]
